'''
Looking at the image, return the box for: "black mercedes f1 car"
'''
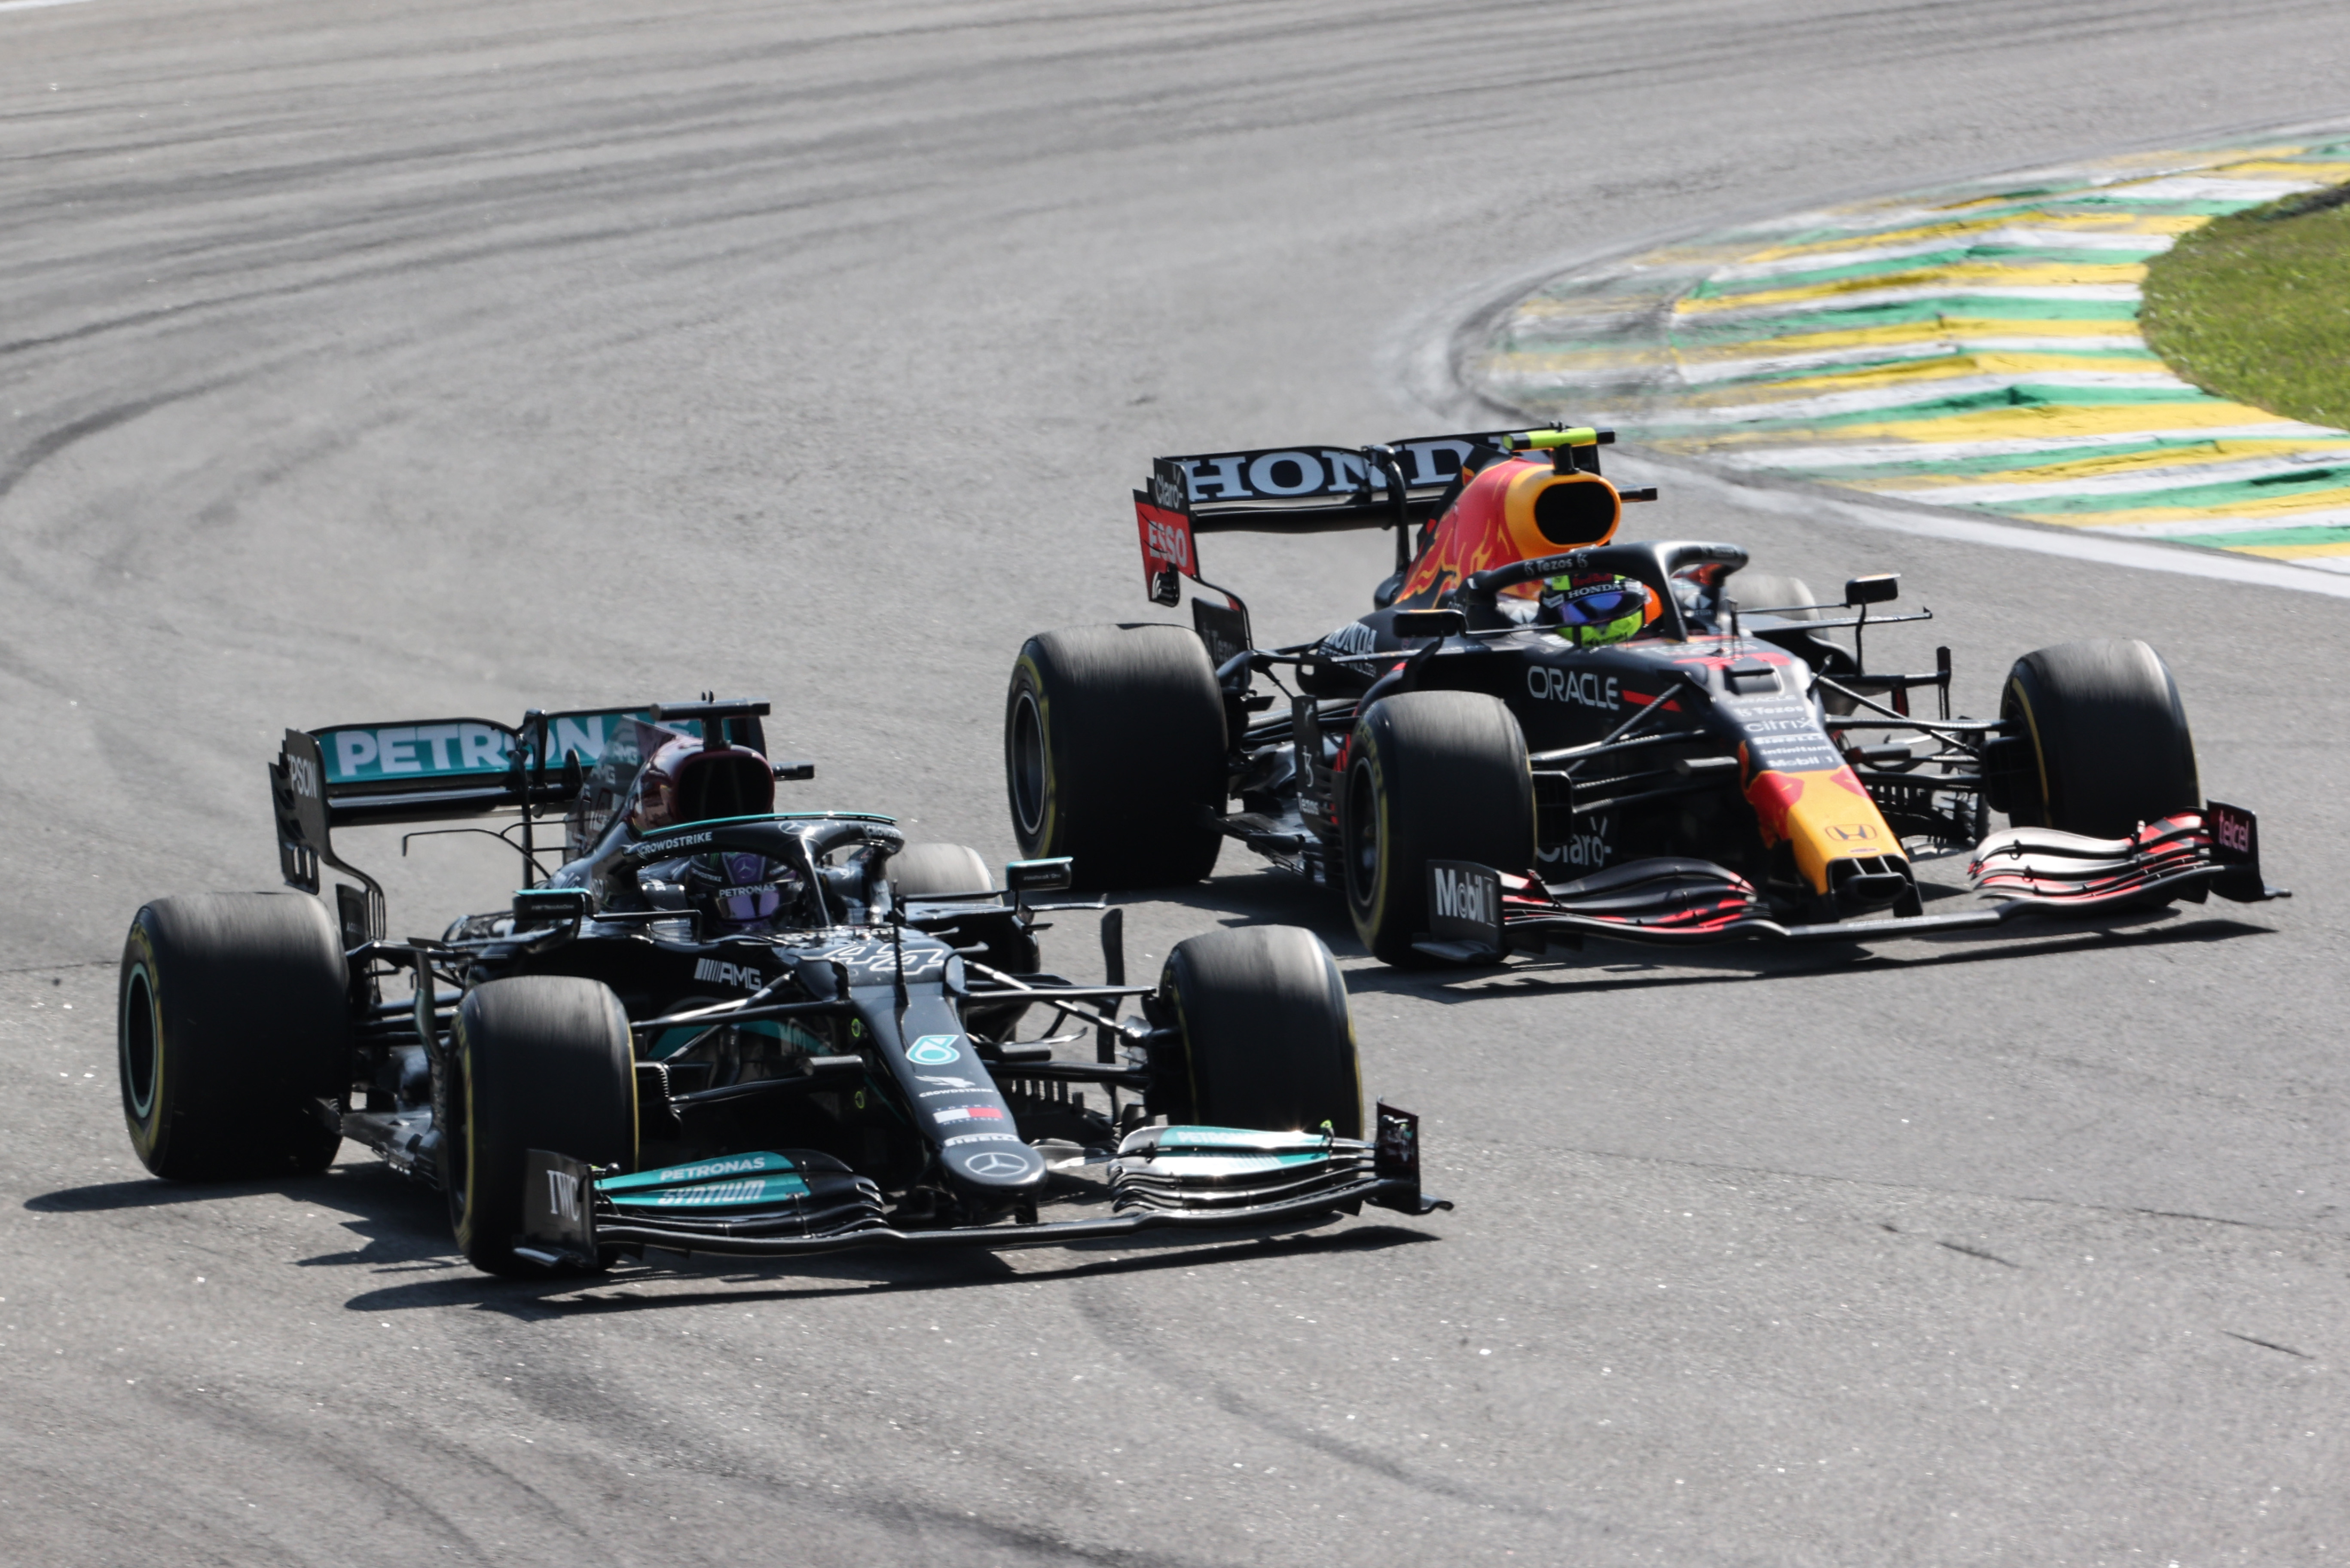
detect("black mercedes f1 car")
[1005,424,2284,964]
[116,698,1439,1275]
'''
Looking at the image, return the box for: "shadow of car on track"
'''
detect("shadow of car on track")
[24,1158,463,1271]
[1340,911,2276,1002]
[21,1162,1436,1317]
[1128,865,2278,1000]
[341,1220,1439,1321]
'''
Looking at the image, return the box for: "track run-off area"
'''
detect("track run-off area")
[1473,127,2350,570]
[5,4,2350,1565]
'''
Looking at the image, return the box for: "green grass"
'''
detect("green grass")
[2139,182,2350,430]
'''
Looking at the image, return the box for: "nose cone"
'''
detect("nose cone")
[944,1141,1047,1190]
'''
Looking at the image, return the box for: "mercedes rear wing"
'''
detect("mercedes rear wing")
[270,701,770,945]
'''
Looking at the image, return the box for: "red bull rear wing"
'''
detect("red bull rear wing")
[1132,425,1656,603]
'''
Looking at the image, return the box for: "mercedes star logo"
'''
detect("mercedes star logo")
[963,1151,1032,1178]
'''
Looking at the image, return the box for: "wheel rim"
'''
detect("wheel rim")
[1008,687,1048,841]
[120,963,158,1120]
[1342,757,1381,918]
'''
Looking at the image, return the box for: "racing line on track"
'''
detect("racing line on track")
[1469,123,2350,575]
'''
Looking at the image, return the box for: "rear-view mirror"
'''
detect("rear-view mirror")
[1844,573,1900,606]
[1391,609,1466,640]
[1005,858,1074,895]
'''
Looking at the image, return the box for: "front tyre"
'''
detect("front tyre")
[118,893,349,1181]
[1340,691,1533,966]
[2000,639,2200,839]
[1157,926,1361,1138]
[1005,625,1225,889]
[441,977,638,1276]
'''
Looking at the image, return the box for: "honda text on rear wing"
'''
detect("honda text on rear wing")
[1133,424,1660,658]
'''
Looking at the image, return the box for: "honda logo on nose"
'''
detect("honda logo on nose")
[1826,824,1879,842]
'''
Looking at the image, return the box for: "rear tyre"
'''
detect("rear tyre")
[1005,625,1225,889]
[2001,638,2200,839]
[887,842,995,900]
[1157,926,1361,1138]
[441,976,637,1276]
[1339,691,1533,967]
[1734,572,1853,714]
[1730,572,1820,621]
[117,893,349,1181]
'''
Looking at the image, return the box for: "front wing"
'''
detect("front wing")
[513,1107,1447,1268]
[1413,804,2284,962]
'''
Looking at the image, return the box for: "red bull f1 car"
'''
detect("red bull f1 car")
[115,698,1439,1276]
[1005,425,2285,965]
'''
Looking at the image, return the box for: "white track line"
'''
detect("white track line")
[0,0,99,13]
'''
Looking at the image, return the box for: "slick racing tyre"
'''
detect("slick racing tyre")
[2000,639,2200,839]
[1340,690,1533,967]
[1733,573,1851,714]
[441,976,637,1276]
[887,842,995,900]
[118,893,349,1181]
[1005,625,1225,889]
[1157,925,1361,1139]
[1733,572,1820,623]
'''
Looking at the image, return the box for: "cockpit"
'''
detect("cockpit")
[555,712,840,934]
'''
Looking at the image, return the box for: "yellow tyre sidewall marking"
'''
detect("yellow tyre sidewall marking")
[121,922,166,1159]
[1013,654,1058,853]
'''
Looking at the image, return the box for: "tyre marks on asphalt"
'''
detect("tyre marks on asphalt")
[1472,126,2350,571]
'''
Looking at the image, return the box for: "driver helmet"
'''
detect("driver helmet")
[682,850,810,933]
[1537,571,1658,646]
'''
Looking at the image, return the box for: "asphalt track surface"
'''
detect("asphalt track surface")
[5,3,2350,1564]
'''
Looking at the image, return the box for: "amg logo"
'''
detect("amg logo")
[544,1169,580,1223]
[1430,866,1495,926]
[693,958,764,989]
